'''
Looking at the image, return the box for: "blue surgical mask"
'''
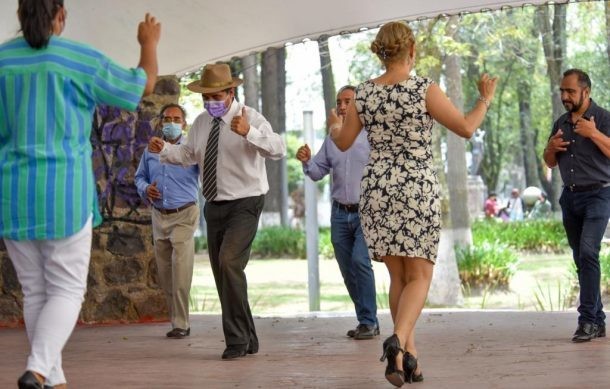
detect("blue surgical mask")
[162,123,182,140]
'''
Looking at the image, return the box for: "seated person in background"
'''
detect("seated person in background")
[484,193,499,218]
[504,188,524,221]
[528,192,552,220]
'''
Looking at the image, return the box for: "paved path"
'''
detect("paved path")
[1,310,607,388]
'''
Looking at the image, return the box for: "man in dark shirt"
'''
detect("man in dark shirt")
[544,68,610,342]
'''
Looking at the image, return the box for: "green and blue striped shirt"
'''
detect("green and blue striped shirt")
[0,36,146,240]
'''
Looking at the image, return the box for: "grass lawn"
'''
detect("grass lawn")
[189,251,580,316]
[189,255,391,316]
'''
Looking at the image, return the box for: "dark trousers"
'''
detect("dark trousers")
[204,195,264,350]
[560,186,610,326]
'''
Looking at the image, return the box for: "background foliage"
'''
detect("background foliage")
[471,219,568,253]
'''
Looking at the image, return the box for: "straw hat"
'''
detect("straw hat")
[187,63,243,94]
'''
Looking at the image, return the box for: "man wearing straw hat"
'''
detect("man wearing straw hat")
[149,63,286,359]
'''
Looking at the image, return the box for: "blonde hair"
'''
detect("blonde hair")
[370,21,415,65]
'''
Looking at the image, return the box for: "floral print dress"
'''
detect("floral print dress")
[355,75,440,263]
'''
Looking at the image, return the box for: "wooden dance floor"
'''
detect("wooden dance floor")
[0,310,608,388]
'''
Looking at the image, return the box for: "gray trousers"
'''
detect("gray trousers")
[204,195,264,350]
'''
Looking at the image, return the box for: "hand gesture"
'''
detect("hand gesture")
[296,144,311,162]
[148,136,165,153]
[146,181,161,202]
[138,13,161,47]
[477,73,498,104]
[546,129,570,153]
[231,107,250,136]
[327,108,343,139]
[574,116,597,139]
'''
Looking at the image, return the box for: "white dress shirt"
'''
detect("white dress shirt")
[160,100,286,201]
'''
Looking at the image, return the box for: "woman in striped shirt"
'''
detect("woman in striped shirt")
[0,1,160,388]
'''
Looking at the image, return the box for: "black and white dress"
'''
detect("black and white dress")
[355,75,440,263]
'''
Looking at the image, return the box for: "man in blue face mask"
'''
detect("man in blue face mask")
[135,104,200,339]
[148,63,286,359]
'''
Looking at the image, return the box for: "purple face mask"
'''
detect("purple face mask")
[204,99,228,118]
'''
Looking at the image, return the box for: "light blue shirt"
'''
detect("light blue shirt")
[135,138,199,209]
[302,130,369,205]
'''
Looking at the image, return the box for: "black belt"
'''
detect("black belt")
[154,202,196,214]
[566,183,610,192]
[333,200,359,213]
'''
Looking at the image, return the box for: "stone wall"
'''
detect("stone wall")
[0,76,181,326]
[0,239,22,325]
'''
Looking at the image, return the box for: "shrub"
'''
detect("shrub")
[532,277,578,311]
[455,241,519,291]
[472,219,567,253]
[193,226,342,260]
[251,226,306,259]
[194,236,207,253]
[600,248,610,295]
[248,226,336,259]
[318,227,334,260]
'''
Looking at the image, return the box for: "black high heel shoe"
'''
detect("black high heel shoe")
[379,334,405,387]
[403,352,424,383]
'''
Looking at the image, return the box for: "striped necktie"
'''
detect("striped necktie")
[202,118,221,201]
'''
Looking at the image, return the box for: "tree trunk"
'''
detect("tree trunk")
[425,17,463,307]
[480,61,514,193]
[444,17,471,245]
[419,19,449,228]
[606,1,610,65]
[318,34,336,131]
[537,4,567,210]
[261,47,288,226]
[517,79,540,189]
[241,53,259,112]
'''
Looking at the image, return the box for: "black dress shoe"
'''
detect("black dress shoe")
[346,326,358,337]
[572,322,599,342]
[222,346,247,360]
[166,327,190,339]
[17,371,44,389]
[354,324,380,340]
[597,324,606,338]
[247,341,259,354]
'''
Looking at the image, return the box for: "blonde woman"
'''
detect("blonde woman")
[329,21,497,386]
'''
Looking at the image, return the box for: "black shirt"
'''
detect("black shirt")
[550,98,610,187]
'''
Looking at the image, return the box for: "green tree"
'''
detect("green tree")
[537,3,567,209]
[443,15,471,244]
[318,34,336,128]
[261,47,289,226]
[607,2,610,65]
[347,31,380,83]
[241,53,260,111]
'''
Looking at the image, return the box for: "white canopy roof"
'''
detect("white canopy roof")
[1,1,564,75]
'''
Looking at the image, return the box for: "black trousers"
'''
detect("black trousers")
[204,195,264,349]
[560,186,610,325]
